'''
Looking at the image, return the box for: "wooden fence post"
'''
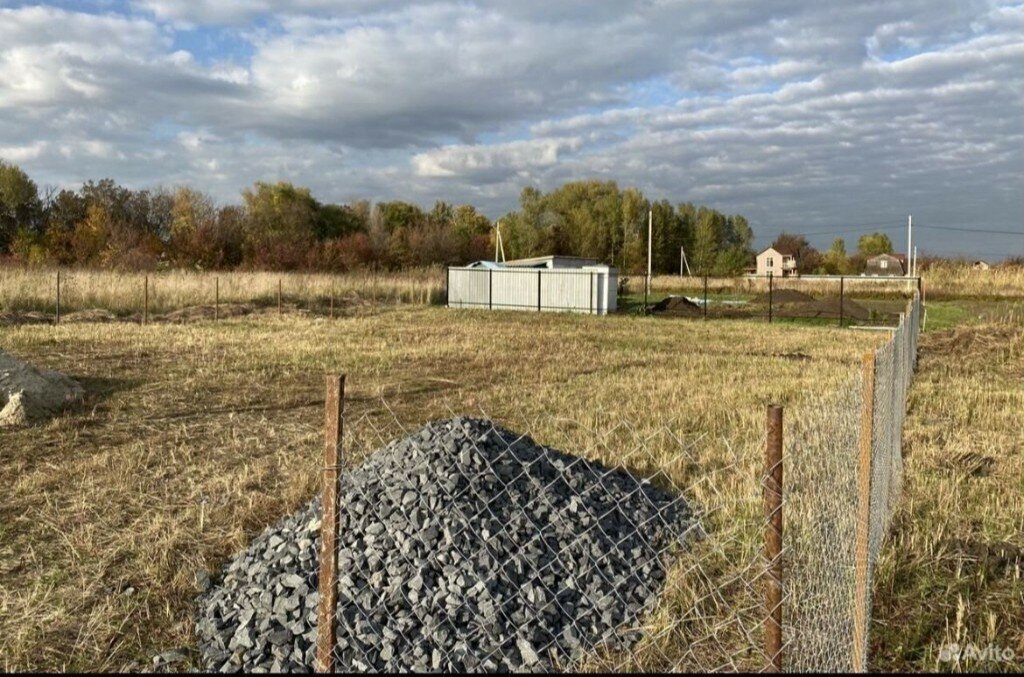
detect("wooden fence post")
[765,404,784,672]
[316,374,346,673]
[852,353,876,672]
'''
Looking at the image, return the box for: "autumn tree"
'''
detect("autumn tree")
[0,159,42,251]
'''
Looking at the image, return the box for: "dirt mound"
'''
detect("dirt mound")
[161,303,257,323]
[752,289,817,304]
[652,295,703,316]
[768,297,872,321]
[0,351,84,427]
[0,311,51,326]
[63,308,119,323]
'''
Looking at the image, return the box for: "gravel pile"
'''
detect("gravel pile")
[196,417,694,672]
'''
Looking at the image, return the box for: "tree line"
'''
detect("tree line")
[1,160,756,274]
[768,231,903,275]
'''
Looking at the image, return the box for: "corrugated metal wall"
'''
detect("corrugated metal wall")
[447,266,617,315]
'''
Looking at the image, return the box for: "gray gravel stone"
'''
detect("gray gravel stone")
[196,418,693,673]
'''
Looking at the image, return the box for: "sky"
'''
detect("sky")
[1,1,1022,258]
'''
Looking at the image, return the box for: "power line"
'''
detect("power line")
[916,224,1024,236]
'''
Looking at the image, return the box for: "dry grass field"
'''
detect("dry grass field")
[1,265,1021,672]
[0,266,444,318]
[0,305,881,671]
[648,264,1024,301]
[871,320,1024,671]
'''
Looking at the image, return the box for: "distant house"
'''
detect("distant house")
[972,260,991,271]
[756,247,798,277]
[864,253,906,277]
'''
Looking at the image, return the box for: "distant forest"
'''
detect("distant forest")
[0,159,762,274]
[4,159,995,276]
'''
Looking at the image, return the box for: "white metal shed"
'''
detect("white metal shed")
[446,262,617,315]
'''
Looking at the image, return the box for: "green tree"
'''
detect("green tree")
[857,232,894,256]
[821,238,851,274]
[0,159,42,252]
[241,181,318,268]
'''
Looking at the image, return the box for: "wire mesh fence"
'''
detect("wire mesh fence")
[782,291,921,672]
[307,297,921,674]
[194,295,922,673]
[621,272,921,327]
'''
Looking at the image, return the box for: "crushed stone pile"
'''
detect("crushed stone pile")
[196,417,694,673]
[0,351,84,427]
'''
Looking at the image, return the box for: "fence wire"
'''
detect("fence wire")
[782,291,921,672]
[205,295,925,674]
[284,403,782,674]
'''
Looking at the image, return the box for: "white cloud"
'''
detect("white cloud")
[413,138,582,180]
[0,1,1020,257]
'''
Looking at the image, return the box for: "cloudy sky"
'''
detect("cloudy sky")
[1,1,1022,257]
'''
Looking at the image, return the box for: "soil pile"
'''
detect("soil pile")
[651,295,703,317]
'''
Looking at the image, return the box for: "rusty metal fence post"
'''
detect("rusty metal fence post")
[143,275,149,325]
[316,374,346,673]
[703,274,708,320]
[768,273,774,324]
[852,352,876,672]
[765,404,784,672]
[215,276,220,322]
[839,276,845,328]
[55,269,61,325]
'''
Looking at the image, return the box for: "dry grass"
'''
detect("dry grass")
[0,306,881,672]
[650,263,1024,301]
[870,320,1024,672]
[0,266,446,316]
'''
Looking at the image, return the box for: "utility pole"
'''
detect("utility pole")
[680,245,692,277]
[913,245,918,278]
[647,209,653,298]
[909,216,917,280]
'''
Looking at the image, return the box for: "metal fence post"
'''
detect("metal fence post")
[590,271,595,315]
[445,267,450,308]
[703,274,708,320]
[537,269,542,312]
[55,269,61,325]
[330,288,335,319]
[144,275,149,325]
[215,276,220,322]
[768,273,774,324]
[316,374,346,673]
[852,352,876,672]
[765,404,784,673]
[488,267,493,310]
[839,276,845,328]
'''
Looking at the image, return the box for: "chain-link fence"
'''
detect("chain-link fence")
[783,291,921,672]
[622,272,921,327]
[194,295,922,673]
